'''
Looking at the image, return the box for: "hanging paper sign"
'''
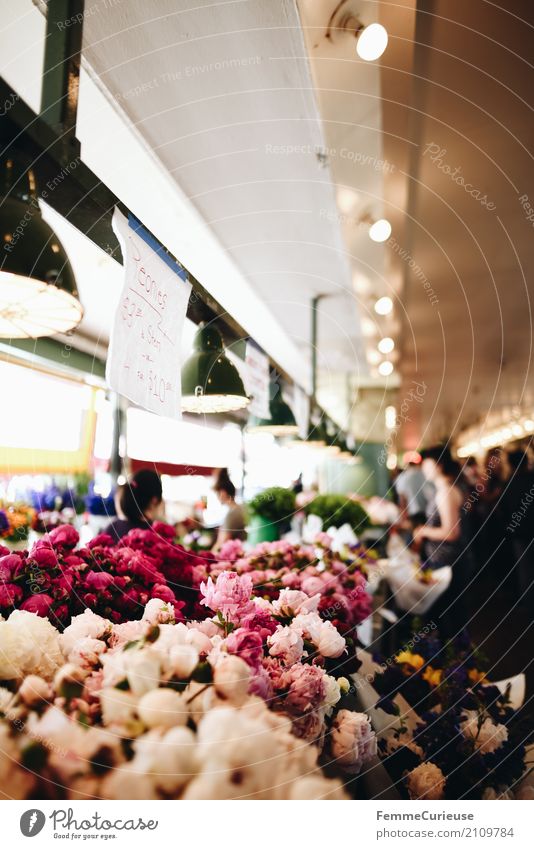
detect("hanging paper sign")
[245,340,271,419]
[106,208,192,418]
[293,384,310,439]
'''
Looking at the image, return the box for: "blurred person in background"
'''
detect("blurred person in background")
[394,454,429,527]
[503,449,534,600]
[413,446,473,636]
[477,447,510,577]
[104,469,163,541]
[212,467,247,550]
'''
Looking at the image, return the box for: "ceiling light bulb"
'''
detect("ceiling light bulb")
[369,218,391,242]
[374,296,393,315]
[356,23,388,61]
[378,336,394,354]
[378,360,394,376]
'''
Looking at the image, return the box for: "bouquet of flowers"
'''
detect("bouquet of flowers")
[0,502,37,546]
[0,574,377,799]
[212,536,374,640]
[372,630,531,799]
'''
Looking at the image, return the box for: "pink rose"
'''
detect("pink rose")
[20,594,54,617]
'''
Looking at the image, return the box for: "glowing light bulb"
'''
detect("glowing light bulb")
[369,218,391,242]
[374,296,393,315]
[356,23,388,61]
[378,337,394,354]
[378,360,394,376]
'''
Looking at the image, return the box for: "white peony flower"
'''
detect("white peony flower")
[67,637,107,669]
[272,589,320,617]
[321,674,341,716]
[267,625,304,666]
[99,688,138,727]
[169,644,199,679]
[130,726,197,793]
[19,675,52,707]
[292,611,323,644]
[406,762,446,800]
[61,609,110,656]
[0,686,15,713]
[330,709,377,773]
[213,655,250,706]
[125,649,162,696]
[460,710,508,754]
[137,688,188,729]
[315,620,346,658]
[289,776,348,800]
[0,611,63,680]
[142,598,175,625]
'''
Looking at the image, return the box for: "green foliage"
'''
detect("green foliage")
[304,494,370,532]
[248,486,296,523]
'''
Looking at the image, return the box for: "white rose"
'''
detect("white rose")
[138,688,187,729]
[406,762,446,800]
[125,649,162,696]
[169,644,199,679]
[213,655,250,706]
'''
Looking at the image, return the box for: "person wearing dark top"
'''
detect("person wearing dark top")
[504,450,534,599]
[104,469,163,541]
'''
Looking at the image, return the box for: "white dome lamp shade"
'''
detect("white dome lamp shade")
[0,155,82,338]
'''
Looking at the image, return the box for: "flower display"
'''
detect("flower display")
[373,630,528,799]
[0,502,37,545]
[0,574,375,799]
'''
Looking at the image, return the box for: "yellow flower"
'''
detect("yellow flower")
[468,668,486,684]
[395,651,425,670]
[422,666,443,687]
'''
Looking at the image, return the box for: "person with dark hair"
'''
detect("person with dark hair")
[212,468,246,550]
[412,445,466,567]
[104,469,163,541]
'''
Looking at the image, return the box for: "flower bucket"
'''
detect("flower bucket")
[247,515,280,545]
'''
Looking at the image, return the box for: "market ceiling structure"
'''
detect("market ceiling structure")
[2,0,534,449]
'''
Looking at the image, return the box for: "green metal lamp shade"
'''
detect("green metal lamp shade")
[0,157,82,339]
[181,324,250,413]
[247,382,299,435]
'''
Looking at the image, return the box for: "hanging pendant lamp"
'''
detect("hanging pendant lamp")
[181,323,250,413]
[0,154,82,338]
[247,380,299,435]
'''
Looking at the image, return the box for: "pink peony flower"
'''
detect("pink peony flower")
[200,571,254,621]
[272,589,320,617]
[0,553,22,581]
[225,627,264,671]
[268,625,304,666]
[49,525,79,549]
[28,547,58,568]
[280,664,326,714]
[20,594,54,617]
[330,710,377,774]
[84,571,115,591]
[0,583,23,607]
